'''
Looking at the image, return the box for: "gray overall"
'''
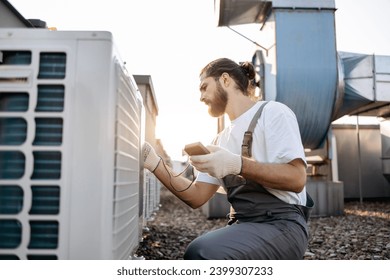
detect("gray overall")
[184,102,314,260]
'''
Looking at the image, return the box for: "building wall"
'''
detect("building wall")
[134,75,171,165]
[136,83,157,143]
[0,0,32,27]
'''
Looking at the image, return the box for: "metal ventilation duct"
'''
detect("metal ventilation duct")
[215,0,272,26]
[334,52,390,119]
[247,1,338,150]
[216,0,390,150]
[215,0,336,27]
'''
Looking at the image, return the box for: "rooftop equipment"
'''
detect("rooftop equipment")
[0,29,144,259]
[209,0,390,216]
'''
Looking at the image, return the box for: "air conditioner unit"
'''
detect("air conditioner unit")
[0,29,144,259]
[143,170,161,223]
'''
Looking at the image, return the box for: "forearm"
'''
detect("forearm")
[152,160,218,208]
[240,157,306,193]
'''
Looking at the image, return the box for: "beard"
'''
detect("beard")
[207,81,228,117]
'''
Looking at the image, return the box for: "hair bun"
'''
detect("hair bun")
[239,61,256,80]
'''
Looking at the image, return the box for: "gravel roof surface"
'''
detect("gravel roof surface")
[136,188,390,260]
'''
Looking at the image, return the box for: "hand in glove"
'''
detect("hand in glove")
[142,142,161,172]
[189,145,242,178]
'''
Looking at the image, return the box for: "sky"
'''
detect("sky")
[8,0,390,161]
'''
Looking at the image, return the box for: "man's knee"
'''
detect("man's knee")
[184,235,223,260]
[184,237,208,260]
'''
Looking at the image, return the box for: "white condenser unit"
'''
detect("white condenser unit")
[143,170,161,222]
[0,29,144,259]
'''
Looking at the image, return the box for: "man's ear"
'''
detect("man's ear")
[220,72,230,87]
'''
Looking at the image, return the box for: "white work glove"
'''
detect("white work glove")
[189,145,242,178]
[142,142,161,172]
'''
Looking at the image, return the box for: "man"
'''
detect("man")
[143,58,312,259]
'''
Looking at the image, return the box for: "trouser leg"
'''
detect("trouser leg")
[184,220,308,260]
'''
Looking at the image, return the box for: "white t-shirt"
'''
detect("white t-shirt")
[196,101,307,206]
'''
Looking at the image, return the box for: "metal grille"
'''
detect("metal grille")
[0,48,65,259]
[112,62,142,259]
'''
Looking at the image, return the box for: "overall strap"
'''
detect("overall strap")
[242,101,269,157]
[228,101,313,224]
